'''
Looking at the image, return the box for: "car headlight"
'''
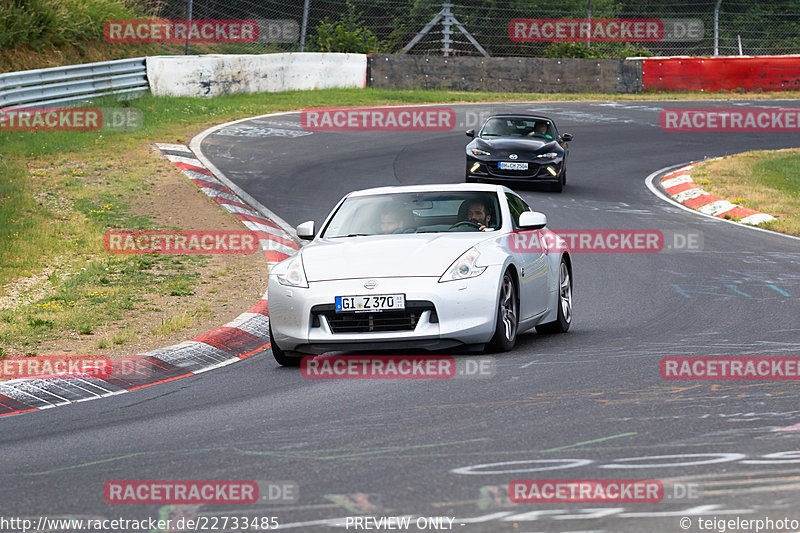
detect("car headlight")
[439,248,486,282]
[536,152,558,159]
[277,254,308,288]
[471,148,490,156]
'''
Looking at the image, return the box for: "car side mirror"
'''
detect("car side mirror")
[465,129,475,138]
[560,133,573,142]
[518,211,547,230]
[296,221,315,240]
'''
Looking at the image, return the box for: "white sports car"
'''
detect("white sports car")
[267,184,572,366]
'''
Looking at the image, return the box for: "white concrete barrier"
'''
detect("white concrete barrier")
[146,53,367,97]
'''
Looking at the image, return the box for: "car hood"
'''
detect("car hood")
[477,138,558,155]
[301,234,488,281]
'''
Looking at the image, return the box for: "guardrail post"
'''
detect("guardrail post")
[714,0,722,56]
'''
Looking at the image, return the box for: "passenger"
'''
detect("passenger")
[380,207,411,234]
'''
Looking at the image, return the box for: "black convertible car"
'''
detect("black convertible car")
[465,114,572,192]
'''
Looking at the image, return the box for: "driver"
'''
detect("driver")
[464,199,492,230]
[529,121,552,139]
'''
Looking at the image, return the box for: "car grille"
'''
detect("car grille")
[311,301,437,333]
[487,162,544,178]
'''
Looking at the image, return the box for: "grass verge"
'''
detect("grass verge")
[1,87,799,355]
[690,149,800,236]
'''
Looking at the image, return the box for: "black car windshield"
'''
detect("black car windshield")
[321,192,502,237]
[480,117,554,140]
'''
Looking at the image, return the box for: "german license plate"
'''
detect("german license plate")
[335,294,406,312]
[499,162,528,170]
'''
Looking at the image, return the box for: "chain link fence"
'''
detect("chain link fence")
[145,0,800,57]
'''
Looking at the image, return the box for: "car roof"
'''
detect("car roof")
[485,113,554,122]
[346,183,515,198]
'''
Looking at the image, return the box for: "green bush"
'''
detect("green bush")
[544,41,654,59]
[313,1,383,53]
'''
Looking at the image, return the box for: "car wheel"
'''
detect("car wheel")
[269,322,302,366]
[487,271,519,352]
[550,173,564,193]
[535,258,572,334]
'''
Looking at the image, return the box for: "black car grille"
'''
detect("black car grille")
[487,162,548,178]
[311,301,437,333]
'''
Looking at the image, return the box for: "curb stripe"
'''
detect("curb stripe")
[160,148,195,159]
[155,143,191,152]
[194,327,270,356]
[659,164,777,226]
[660,174,694,188]
[697,200,738,216]
[234,212,282,226]
[191,179,231,194]
[265,251,292,264]
[683,194,716,209]
[672,188,705,202]
[741,213,776,225]
[0,393,36,413]
[0,384,58,409]
[252,227,300,247]
[212,196,254,210]
[257,237,300,255]
[202,190,243,204]
[663,181,698,196]
[174,163,215,178]
[246,299,270,316]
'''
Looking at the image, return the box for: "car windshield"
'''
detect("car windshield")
[321,191,502,238]
[480,117,554,139]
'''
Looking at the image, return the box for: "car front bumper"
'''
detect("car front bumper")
[268,268,503,354]
[466,157,563,181]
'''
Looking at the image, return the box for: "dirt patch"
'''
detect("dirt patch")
[19,146,272,358]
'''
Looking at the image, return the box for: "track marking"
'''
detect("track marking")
[25,452,148,476]
[233,439,490,461]
[541,432,637,453]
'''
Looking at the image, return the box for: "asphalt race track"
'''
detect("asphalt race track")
[2,101,800,532]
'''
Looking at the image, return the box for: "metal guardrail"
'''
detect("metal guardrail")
[0,57,149,108]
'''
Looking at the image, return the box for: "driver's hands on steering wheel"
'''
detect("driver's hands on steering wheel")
[449,220,484,231]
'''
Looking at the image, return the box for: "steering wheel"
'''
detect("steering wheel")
[449,220,482,231]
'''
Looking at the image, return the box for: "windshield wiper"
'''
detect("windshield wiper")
[331,233,374,238]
